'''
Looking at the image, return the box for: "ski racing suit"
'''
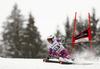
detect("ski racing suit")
[49,38,69,59]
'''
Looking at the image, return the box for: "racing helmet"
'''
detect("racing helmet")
[47,35,56,42]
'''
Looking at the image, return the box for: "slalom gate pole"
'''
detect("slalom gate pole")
[71,12,77,56]
[88,13,93,56]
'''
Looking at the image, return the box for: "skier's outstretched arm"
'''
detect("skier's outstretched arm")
[46,48,53,60]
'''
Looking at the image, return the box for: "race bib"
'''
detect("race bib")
[51,41,64,53]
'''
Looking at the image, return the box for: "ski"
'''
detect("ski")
[43,59,93,65]
[43,59,74,64]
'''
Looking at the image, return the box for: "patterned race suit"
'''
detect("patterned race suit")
[49,38,69,59]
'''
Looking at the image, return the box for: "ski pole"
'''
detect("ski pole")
[62,40,96,44]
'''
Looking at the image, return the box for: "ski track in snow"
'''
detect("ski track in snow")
[0,58,100,69]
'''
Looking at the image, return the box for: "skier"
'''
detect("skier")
[46,35,73,62]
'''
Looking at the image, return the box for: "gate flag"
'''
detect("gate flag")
[74,28,91,44]
[71,12,92,56]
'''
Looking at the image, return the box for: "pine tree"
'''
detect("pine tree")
[94,27,100,43]
[2,4,24,57]
[90,8,99,38]
[55,25,62,38]
[22,13,47,58]
[76,16,84,33]
[64,17,73,53]
[65,17,72,41]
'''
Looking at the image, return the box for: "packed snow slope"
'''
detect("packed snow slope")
[0,58,100,69]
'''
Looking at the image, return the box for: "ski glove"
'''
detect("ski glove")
[46,55,51,60]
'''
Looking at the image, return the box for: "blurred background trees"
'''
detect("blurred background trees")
[2,4,25,57]
[21,13,47,58]
[0,4,100,58]
[2,4,47,58]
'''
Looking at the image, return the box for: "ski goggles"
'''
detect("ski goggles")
[47,39,52,42]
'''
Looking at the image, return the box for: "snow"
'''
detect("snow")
[0,58,100,69]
